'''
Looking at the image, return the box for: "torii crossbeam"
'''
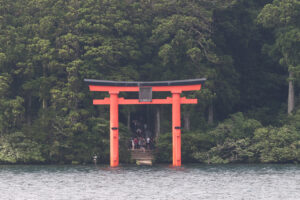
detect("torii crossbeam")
[84,78,206,167]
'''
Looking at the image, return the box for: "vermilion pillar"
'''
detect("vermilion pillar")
[110,92,119,167]
[172,92,181,166]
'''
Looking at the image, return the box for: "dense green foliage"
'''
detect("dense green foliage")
[156,112,300,163]
[0,0,299,164]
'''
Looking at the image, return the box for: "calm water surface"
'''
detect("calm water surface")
[0,164,299,200]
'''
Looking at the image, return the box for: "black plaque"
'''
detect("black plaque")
[139,87,152,102]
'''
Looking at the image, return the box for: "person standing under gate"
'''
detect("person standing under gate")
[134,137,138,149]
[146,137,150,149]
[131,138,135,150]
[136,128,142,137]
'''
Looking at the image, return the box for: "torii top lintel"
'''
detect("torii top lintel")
[84,78,206,92]
[84,78,206,105]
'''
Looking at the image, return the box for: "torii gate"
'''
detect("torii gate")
[84,78,206,167]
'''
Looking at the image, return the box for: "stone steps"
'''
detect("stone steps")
[130,150,154,163]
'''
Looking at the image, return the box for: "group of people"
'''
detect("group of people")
[129,120,155,150]
[130,136,153,150]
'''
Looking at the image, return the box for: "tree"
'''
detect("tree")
[257,0,300,114]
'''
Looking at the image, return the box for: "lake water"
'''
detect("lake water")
[0,164,299,200]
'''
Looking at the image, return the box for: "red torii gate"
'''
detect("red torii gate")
[84,78,206,167]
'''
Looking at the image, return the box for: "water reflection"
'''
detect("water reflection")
[0,164,299,200]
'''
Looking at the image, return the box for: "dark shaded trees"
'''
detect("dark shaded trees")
[0,0,299,164]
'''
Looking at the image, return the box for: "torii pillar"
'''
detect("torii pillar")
[110,91,119,167]
[84,78,206,167]
[172,92,181,166]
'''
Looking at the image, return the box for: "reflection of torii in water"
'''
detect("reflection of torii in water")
[84,78,206,167]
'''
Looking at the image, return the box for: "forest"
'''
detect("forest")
[0,0,299,164]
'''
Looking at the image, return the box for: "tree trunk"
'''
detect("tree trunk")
[146,105,151,128]
[42,98,47,109]
[27,95,32,125]
[42,65,47,110]
[155,107,160,140]
[288,71,295,115]
[127,110,131,131]
[208,104,213,124]
[183,112,190,131]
